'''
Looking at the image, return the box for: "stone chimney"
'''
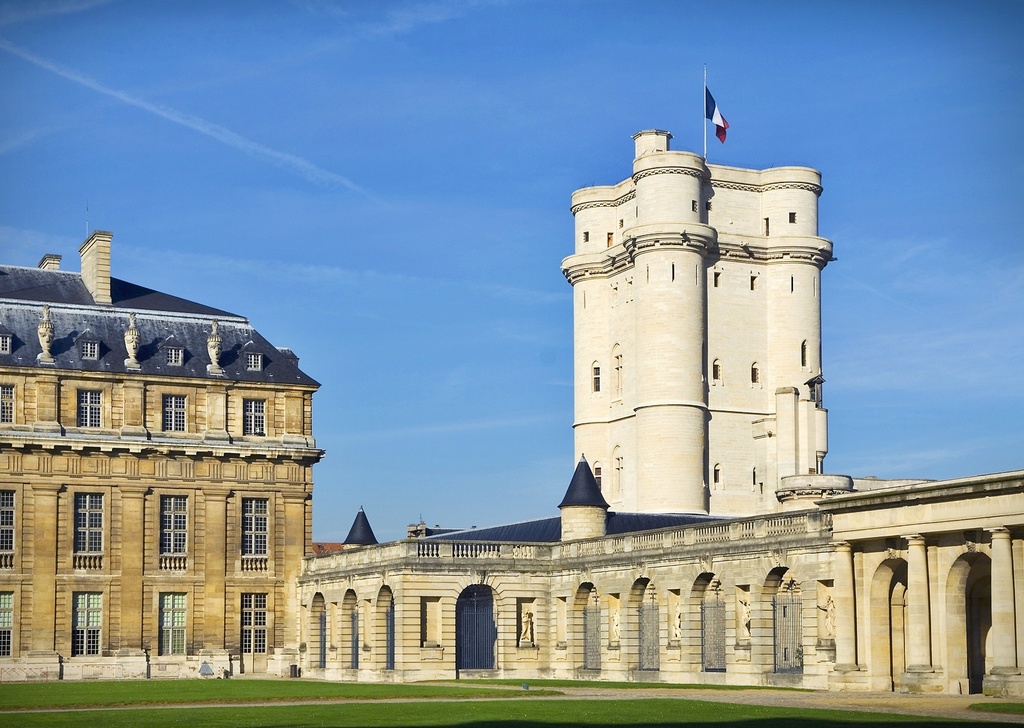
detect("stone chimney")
[37,254,62,271]
[79,230,113,305]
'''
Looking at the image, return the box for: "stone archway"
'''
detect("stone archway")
[309,592,326,670]
[455,584,496,673]
[946,553,992,694]
[376,586,395,671]
[869,559,907,691]
[573,583,600,672]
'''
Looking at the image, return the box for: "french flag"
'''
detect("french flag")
[705,88,729,143]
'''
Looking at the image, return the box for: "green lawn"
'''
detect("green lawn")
[0,698,999,728]
[0,679,553,710]
[968,701,1024,715]
[455,678,811,692]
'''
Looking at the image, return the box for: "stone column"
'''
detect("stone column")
[118,486,147,650]
[203,489,229,649]
[833,541,858,671]
[281,491,309,648]
[30,483,62,651]
[989,528,1020,675]
[905,535,933,672]
[119,381,149,438]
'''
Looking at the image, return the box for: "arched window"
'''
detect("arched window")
[592,364,601,393]
[712,464,721,490]
[750,363,760,385]
[800,341,808,368]
[612,346,624,399]
[712,359,722,385]
[593,464,602,490]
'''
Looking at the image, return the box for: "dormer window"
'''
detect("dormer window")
[166,347,184,366]
[0,334,10,354]
[81,340,99,360]
[246,352,263,371]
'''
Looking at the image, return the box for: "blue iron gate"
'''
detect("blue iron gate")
[317,610,327,669]
[773,592,802,673]
[701,597,726,672]
[456,585,496,671]
[350,612,359,669]
[385,601,396,670]
[638,601,660,671]
[583,600,601,671]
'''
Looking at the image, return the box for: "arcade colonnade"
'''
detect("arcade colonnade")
[297,472,1023,695]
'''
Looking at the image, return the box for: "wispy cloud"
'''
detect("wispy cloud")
[0,0,116,28]
[0,38,367,194]
[339,413,559,441]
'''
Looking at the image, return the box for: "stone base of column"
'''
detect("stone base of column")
[828,665,869,691]
[901,669,945,693]
[984,673,1024,698]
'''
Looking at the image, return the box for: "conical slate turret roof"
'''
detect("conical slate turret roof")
[558,456,610,509]
[343,507,378,546]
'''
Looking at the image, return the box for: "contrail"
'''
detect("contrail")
[0,38,366,194]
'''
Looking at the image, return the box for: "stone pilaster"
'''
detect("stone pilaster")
[30,482,61,651]
[31,373,62,433]
[905,535,933,673]
[203,489,229,649]
[203,385,230,442]
[119,381,149,438]
[118,486,147,650]
[989,529,1019,675]
[832,541,859,672]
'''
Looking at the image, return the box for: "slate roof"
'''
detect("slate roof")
[558,455,609,508]
[343,508,379,546]
[427,512,724,543]
[0,265,317,386]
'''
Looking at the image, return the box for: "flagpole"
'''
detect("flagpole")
[703,64,707,160]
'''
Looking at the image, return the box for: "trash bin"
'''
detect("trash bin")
[289,664,298,678]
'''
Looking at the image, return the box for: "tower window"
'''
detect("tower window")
[713,464,721,489]
[594,466,602,490]
[801,341,808,368]
[613,351,623,399]
[691,200,698,212]
[712,360,722,384]
[750,275,758,291]
[789,212,797,223]
[764,217,770,236]
[706,200,712,211]
[618,219,623,229]
[592,365,601,393]
[713,271,721,288]
[607,233,614,247]
[750,364,760,385]
[583,231,590,243]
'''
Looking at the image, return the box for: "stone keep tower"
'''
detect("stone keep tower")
[562,130,833,516]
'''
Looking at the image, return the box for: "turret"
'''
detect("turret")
[343,507,378,546]
[559,456,609,541]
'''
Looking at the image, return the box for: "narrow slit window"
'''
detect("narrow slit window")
[764,217,770,236]
[583,231,590,243]
[607,232,614,247]
[713,271,721,288]
[789,212,797,223]
[750,363,760,385]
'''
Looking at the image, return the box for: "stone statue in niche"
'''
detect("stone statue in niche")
[37,304,54,363]
[519,610,534,645]
[672,609,684,641]
[610,609,621,642]
[738,597,751,639]
[818,595,836,637]
[124,312,140,368]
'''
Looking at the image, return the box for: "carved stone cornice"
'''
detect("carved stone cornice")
[631,166,706,184]
[710,179,823,196]
[570,189,635,216]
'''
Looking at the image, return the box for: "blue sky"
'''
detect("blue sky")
[1,0,1021,542]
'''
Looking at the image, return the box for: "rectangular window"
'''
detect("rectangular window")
[243,399,265,436]
[159,593,187,655]
[706,200,713,211]
[0,385,12,423]
[165,347,184,366]
[583,231,589,243]
[0,592,11,656]
[77,390,101,428]
[241,593,268,654]
[72,592,102,656]
[0,334,11,354]
[789,212,797,223]
[245,352,263,371]
[81,341,99,360]
[162,395,186,432]
[713,271,721,288]
[592,366,601,393]
[0,491,13,553]
[606,232,614,247]
[242,498,268,556]
[750,275,758,291]
[594,466,602,490]
[160,496,188,554]
[74,493,103,553]
[691,200,697,213]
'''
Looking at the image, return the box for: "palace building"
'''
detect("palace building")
[1,132,1021,696]
[293,131,1024,696]
[0,233,322,679]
